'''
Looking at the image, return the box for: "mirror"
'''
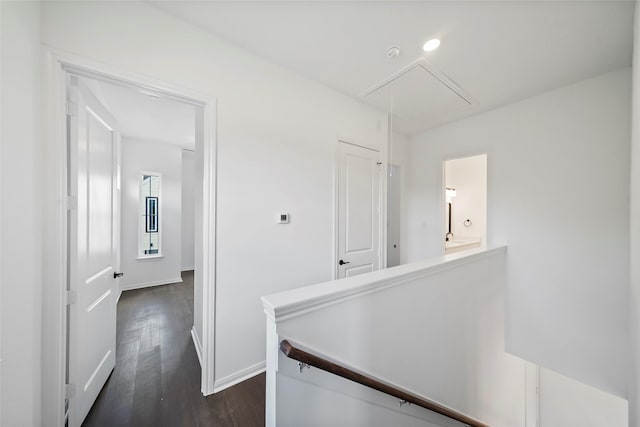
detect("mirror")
[139,173,161,257]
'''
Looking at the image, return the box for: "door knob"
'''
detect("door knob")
[339,260,350,266]
[113,272,124,279]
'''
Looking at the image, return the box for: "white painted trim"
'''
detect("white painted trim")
[213,361,267,393]
[262,245,506,323]
[200,97,218,397]
[42,48,218,426]
[136,255,164,260]
[191,326,203,368]
[116,289,123,304]
[361,58,475,106]
[181,266,195,272]
[42,49,71,427]
[120,277,183,292]
[331,139,340,281]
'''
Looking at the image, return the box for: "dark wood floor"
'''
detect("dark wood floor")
[83,271,265,427]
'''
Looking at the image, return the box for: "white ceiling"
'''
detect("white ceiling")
[151,0,634,135]
[82,77,196,149]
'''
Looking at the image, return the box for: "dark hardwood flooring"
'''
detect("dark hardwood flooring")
[83,271,265,427]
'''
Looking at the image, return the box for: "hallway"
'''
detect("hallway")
[83,272,265,426]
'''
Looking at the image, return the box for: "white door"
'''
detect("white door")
[337,141,381,278]
[67,75,121,425]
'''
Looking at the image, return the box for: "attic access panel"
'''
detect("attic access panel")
[363,60,473,130]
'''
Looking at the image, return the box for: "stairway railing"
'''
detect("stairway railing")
[280,339,490,427]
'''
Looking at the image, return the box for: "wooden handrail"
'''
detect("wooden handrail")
[280,340,490,427]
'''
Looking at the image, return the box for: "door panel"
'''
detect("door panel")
[68,75,120,426]
[344,264,374,278]
[337,141,380,279]
[345,153,374,252]
[87,110,115,273]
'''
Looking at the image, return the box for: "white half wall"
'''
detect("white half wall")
[1,2,43,425]
[181,150,195,271]
[265,248,528,427]
[405,68,631,397]
[41,1,387,391]
[629,1,640,425]
[120,138,183,290]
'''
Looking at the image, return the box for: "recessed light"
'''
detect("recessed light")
[423,38,441,52]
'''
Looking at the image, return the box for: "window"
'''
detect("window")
[139,173,161,257]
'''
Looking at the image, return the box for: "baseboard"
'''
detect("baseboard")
[120,277,183,292]
[181,266,195,272]
[191,326,203,368]
[213,361,266,393]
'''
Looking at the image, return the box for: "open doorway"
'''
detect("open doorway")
[58,64,212,427]
[443,154,487,254]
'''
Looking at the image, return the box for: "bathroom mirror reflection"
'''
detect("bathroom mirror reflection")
[443,154,487,254]
[139,173,161,257]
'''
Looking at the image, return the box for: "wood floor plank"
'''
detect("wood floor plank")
[82,271,265,426]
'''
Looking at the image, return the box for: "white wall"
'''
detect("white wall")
[120,138,183,290]
[0,2,42,425]
[387,132,409,267]
[41,0,387,393]
[539,368,627,427]
[181,150,195,271]
[405,69,631,398]
[629,1,640,425]
[444,154,487,244]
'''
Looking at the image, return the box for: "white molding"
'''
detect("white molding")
[120,277,183,292]
[181,266,195,272]
[42,48,71,427]
[262,246,506,323]
[213,362,266,393]
[42,48,218,426]
[198,97,218,397]
[361,58,475,105]
[191,326,203,368]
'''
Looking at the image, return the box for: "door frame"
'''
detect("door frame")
[42,49,218,426]
[441,152,490,255]
[333,138,385,280]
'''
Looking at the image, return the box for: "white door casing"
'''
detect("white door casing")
[337,141,381,278]
[67,75,120,426]
[42,51,216,427]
